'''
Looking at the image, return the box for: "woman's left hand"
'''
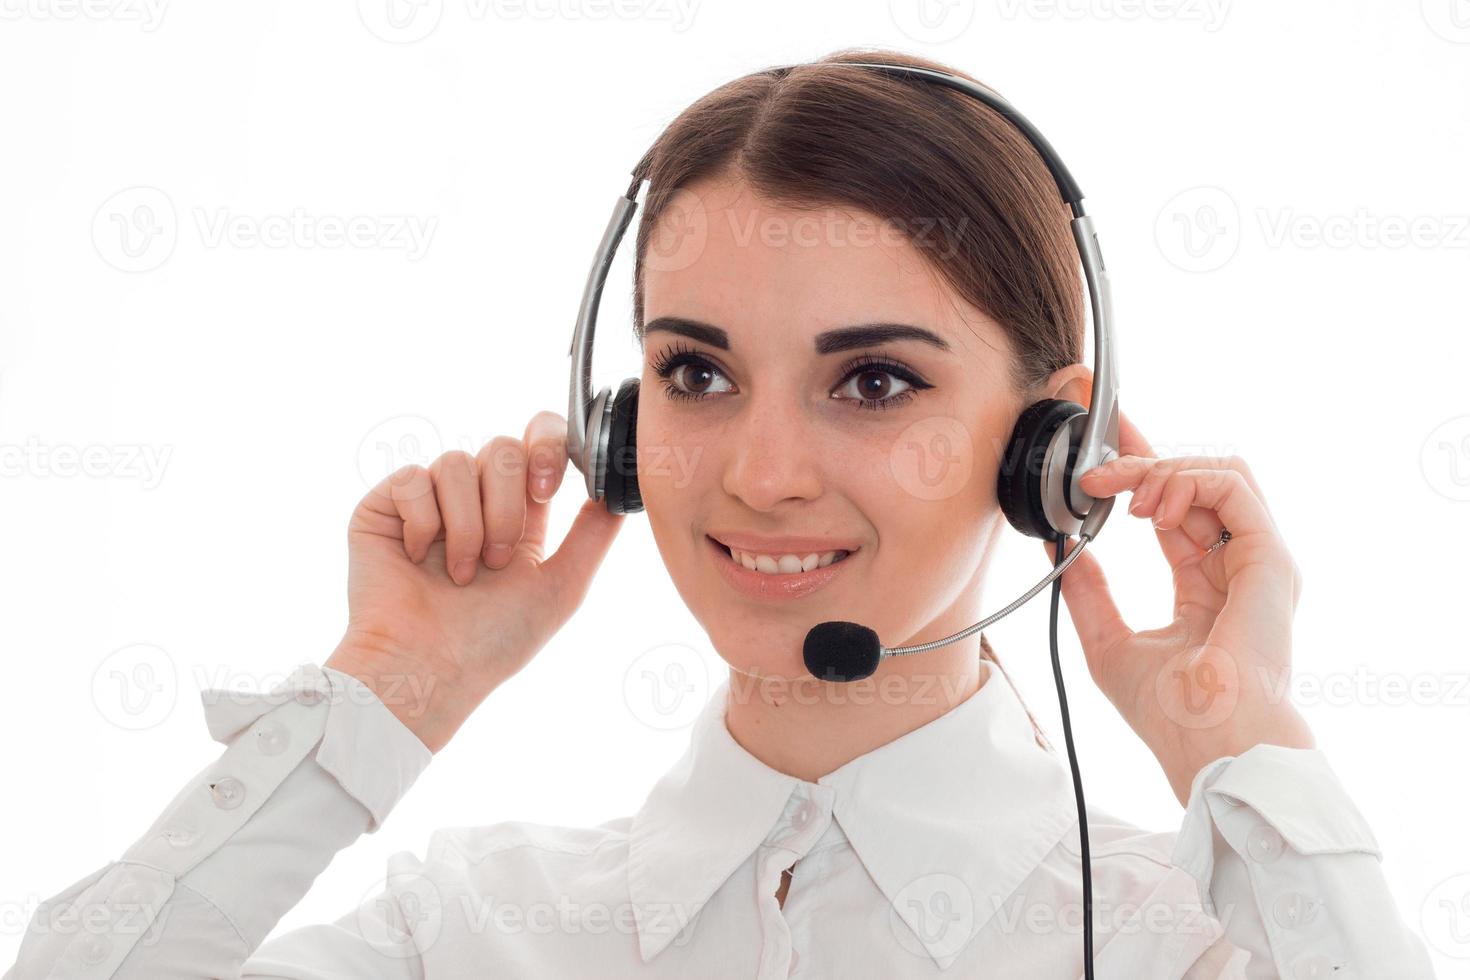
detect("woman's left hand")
[1043,409,1315,806]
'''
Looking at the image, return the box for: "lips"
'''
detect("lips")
[705,535,857,601]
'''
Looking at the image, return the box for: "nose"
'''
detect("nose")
[721,393,824,512]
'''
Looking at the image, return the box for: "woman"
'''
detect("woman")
[7,49,1433,979]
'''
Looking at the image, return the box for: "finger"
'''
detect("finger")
[476,436,527,570]
[524,411,569,505]
[520,412,569,562]
[387,465,441,563]
[541,498,625,621]
[1152,468,1277,547]
[1042,538,1134,680]
[429,451,484,585]
[1125,455,1270,526]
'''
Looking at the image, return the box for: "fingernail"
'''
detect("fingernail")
[452,558,476,583]
[486,543,512,567]
[531,473,554,502]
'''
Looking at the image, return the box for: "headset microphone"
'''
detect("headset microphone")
[803,496,1113,682]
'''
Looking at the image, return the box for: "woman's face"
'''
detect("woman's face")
[637,173,1076,681]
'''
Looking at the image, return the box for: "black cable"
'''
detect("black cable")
[1049,530,1094,979]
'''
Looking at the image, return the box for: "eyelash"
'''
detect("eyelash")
[649,342,935,412]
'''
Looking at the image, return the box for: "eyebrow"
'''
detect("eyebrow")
[643,317,952,354]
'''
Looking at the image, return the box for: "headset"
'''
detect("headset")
[566,59,1119,979]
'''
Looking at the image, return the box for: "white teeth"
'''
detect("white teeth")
[729,547,849,575]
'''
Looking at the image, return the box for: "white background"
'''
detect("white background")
[2,0,1469,973]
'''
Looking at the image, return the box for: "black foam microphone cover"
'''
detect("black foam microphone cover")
[803,621,883,682]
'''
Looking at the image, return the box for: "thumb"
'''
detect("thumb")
[541,497,626,612]
[1042,539,1133,675]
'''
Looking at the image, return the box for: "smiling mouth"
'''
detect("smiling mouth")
[707,536,855,575]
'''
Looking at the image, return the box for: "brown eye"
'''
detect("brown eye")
[675,363,716,394]
[855,370,892,400]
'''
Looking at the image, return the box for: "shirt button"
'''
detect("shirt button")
[792,800,815,829]
[163,823,199,848]
[295,687,324,706]
[77,933,111,965]
[1246,825,1285,864]
[255,721,290,755]
[1292,954,1336,979]
[1272,892,1317,929]
[210,777,246,810]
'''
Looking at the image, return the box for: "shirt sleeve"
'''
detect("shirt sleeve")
[1170,743,1435,979]
[3,663,433,980]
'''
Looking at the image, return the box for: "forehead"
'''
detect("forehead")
[641,174,1000,360]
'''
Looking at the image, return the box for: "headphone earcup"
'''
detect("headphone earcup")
[602,377,643,515]
[997,398,1087,540]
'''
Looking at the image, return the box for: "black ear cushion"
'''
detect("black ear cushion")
[997,398,1087,540]
[602,378,643,515]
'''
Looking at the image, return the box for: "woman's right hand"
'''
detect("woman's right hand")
[325,410,625,752]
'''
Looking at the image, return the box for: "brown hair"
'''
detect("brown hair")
[629,47,1085,395]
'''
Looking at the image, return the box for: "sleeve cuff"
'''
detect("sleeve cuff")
[1171,744,1379,903]
[200,663,432,832]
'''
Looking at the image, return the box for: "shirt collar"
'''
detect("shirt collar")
[627,637,1080,968]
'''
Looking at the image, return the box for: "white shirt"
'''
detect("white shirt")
[6,648,1435,979]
